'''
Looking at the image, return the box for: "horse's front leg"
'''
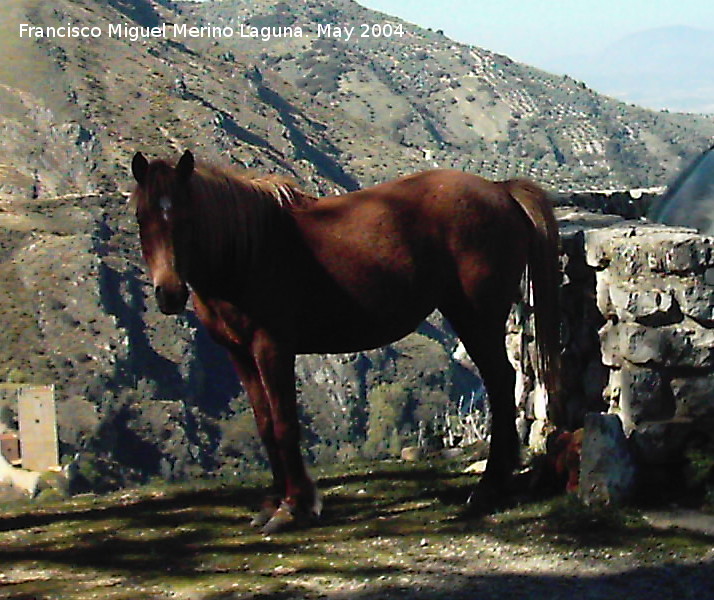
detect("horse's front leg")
[228,349,286,528]
[249,331,321,533]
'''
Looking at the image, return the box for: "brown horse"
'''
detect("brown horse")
[131,150,561,533]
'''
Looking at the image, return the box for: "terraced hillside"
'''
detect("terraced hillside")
[187,0,714,190]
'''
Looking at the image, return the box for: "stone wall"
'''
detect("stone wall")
[510,192,714,488]
[586,219,714,471]
[554,188,663,220]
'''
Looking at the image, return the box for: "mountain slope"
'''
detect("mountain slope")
[0,0,427,201]
[1,0,713,201]
[185,0,714,190]
[1,0,714,483]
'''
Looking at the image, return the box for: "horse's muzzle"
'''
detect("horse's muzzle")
[155,284,189,315]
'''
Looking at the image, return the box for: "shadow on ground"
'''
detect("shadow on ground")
[0,461,711,599]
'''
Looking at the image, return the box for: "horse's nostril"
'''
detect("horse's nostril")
[154,284,188,315]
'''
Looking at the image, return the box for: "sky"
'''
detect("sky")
[358,0,714,69]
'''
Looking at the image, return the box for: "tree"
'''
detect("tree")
[364,382,408,458]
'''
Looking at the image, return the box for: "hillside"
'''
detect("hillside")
[182,0,714,190]
[1,0,714,484]
[2,0,714,201]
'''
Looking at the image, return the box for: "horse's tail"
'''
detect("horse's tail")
[507,179,562,424]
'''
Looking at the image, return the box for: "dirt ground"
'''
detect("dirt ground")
[0,461,712,600]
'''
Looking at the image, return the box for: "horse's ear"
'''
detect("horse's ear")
[132,152,149,184]
[176,150,194,181]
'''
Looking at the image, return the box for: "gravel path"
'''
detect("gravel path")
[274,520,714,600]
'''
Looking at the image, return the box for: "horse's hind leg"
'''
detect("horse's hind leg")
[441,302,520,494]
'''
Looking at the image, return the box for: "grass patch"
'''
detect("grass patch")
[0,460,712,599]
[543,494,639,536]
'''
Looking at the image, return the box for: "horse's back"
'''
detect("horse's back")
[292,169,532,310]
[302,169,519,232]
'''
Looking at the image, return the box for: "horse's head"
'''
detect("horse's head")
[131,150,194,315]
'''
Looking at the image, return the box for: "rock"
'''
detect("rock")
[584,222,640,270]
[584,223,710,276]
[401,446,422,462]
[663,322,714,368]
[528,419,553,454]
[600,320,714,368]
[630,419,692,465]
[595,269,614,317]
[615,363,670,432]
[0,452,41,497]
[671,375,714,420]
[665,276,714,321]
[647,235,714,274]
[578,413,636,506]
[463,459,487,474]
[599,322,665,367]
[531,382,549,422]
[607,278,678,325]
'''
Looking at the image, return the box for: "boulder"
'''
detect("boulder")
[578,413,636,506]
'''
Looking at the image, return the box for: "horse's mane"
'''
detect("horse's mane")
[181,162,317,290]
[195,163,316,211]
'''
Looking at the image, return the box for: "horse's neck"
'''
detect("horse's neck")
[185,191,294,299]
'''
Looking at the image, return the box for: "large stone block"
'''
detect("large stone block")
[584,222,641,269]
[647,235,714,274]
[600,322,665,367]
[616,363,671,432]
[585,223,712,277]
[594,269,614,318]
[663,322,714,368]
[599,320,714,368]
[579,413,636,506]
[665,276,714,322]
[607,278,678,325]
[630,419,693,465]
[671,374,714,420]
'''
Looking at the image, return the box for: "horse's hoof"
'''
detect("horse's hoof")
[260,501,321,535]
[250,497,281,528]
[261,502,297,535]
[250,505,276,529]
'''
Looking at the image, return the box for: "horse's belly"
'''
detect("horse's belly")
[294,303,433,354]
